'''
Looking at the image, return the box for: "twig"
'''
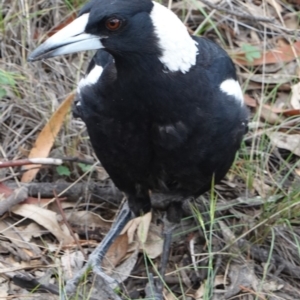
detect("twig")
[53,190,87,260]
[199,0,275,23]
[0,157,97,169]
[0,187,28,215]
[5,181,123,206]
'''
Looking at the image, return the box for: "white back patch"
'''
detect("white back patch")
[220,79,244,104]
[150,2,198,73]
[78,65,103,92]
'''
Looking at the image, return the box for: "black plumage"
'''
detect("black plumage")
[28,0,248,295]
[76,43,247,218]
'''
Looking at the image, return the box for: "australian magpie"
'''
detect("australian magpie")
[28,0,248,297]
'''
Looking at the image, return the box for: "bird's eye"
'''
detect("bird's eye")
[105,18,122,31]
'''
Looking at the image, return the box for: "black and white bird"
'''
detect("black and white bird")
[29,0,248,296]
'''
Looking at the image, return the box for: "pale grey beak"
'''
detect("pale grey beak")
[28,13,103,61]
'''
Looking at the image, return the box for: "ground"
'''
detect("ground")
[0,0,300,299]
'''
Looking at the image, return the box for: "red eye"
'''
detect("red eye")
[105,18,122,31]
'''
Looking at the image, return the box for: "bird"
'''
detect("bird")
[28,0,248,297]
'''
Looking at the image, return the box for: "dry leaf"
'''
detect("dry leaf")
[244,94,257,107]
[234,41,300,66]
[66,210,111,229]
[19,222,45,240]
[142,224,164,259]
[260,105,283,124]
[242,72,296,84]
[225,262,259,299]
[194,275,226,299]
[0,221,41,255]
[95,166,110,181]
[252,178,273,198]
[11,204,73,245]
[0,278,8,298]
[284,13,299,30]
[262,280,284,292]
[267,132,300,156]
[266,0,283,20]
[291,82,300,109]
[164,291,177,300]
[137,211,152,244]
[263,104,300,117]
[103,233,128,272]
[123,211,152,244]
[21,93,74,182]
[61,250,85,281]
[110,244,139,283]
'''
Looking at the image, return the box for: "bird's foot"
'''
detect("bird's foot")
[145,273,164,300]
[145,221,176,300]
[64,263,116,291]
[62,201,133,299]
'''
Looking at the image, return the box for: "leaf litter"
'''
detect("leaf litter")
[1,0,300,299]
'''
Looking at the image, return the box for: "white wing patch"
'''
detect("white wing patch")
[150,2,198,73]
[220,79,244,104]
[78,65,103,92]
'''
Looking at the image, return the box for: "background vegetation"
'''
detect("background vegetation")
[0,0,300,299]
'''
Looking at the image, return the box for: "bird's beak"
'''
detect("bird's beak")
[28,13,103,61]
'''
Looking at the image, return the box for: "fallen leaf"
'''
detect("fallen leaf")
[0,221,41,255]
[267,132,300,157]
[225,262,259,298]
[66,210,111,229]
[142,224,164,259]
[241,72,296,84]
[194,275,226,299]
[110,243,139,283]
[0,278,8,298]
[252,178,273,198]
[262,280,284,292]
[20,222,45,239]
[61,250,85,281]
[21,93,74,183]
[260,105,283,124]
[164,291,177,300]
[233,41,300,66]
[284,13,299,30]
[11,204,73,245]
[103,233,128,271]
[263,104,300,117]
[244,94,257,107]
[123,211,152,244]
[137,211,152,244]
[266,0,283,22]
[291,82,300,109]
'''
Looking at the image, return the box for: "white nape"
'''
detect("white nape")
[220,79,244,104]
[150,2,198,73]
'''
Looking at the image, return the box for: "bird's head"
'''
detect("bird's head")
[28,0,198,73]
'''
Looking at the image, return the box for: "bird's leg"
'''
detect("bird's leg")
[64,201,133,294]
[154,220,175,298]
[148,202,182,299]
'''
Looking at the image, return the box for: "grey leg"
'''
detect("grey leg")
[64,201,133,296]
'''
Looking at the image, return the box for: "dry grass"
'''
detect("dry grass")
[1,0,300,299]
